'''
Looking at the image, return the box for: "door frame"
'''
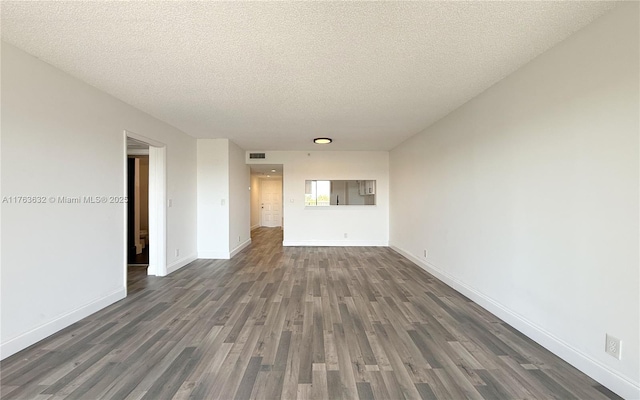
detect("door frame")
[260,178,283,227]
[124,130,167,286]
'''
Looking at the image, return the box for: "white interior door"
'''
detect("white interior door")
[261,179,282,227]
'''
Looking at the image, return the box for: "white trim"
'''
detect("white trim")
[198,240,251,260]
[125,130,166,148]
[230,239,251,258]
[390,244,640,400]
[283,240,388,247]
[148,145,167,276]
[251,224,260,230]
[122,134,129,291]
[0,289,126,360]
[166,253,198,275]
[198,250,230,259]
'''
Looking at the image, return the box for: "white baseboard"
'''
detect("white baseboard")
[251,224,260,230]
[166,252,198,275]
[390,244,640,400]
[0,288,126,360]
[198,250,230,259]
[283,240,388,247]
[198,240,252,260]
[230,239,251,258]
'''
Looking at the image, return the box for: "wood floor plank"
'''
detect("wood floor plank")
[333,322,359,400]
[380,370,407,400]
[297,302,314,384]
[0,227,620,400]
[281,324,303,400]
[364,370,391,400]
[372,323,423,400]
[415,382,438,400]
[233,356,262,400]
[311,363,329,400]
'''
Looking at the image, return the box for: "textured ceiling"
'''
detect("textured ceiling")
[1,1,617,151]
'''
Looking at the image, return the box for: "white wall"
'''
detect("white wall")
[389,4,639,398]
[228,140,251,256]
[1,42,198,359]
[197,139,251,258]
[247,151,389,246]
[197,139,230,258]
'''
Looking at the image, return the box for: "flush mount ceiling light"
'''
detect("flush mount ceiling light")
[313,137,332,144]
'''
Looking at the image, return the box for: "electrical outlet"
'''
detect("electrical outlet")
[175,249,180,257]
[424,249,428,258]
[344,233,348,238]
[605,334,621,359]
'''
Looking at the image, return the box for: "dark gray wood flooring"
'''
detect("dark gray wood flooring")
[0,228,621,399]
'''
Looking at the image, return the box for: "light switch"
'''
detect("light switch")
[221,199,226,206]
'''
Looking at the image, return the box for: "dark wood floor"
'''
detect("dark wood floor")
[1,228,620,400]
[128,244,149,266]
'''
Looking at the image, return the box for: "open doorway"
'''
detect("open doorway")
[250,164,284,235]
[127,139,149,289]
[127,143,149,265]
[124,131,167,295]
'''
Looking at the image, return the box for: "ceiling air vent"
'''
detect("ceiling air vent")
[249,153,266,159]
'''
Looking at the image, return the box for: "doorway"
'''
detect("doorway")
[127,155,149,257]
[261,179,282,227]
[124,131,167,294]
[250,165,284,231]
